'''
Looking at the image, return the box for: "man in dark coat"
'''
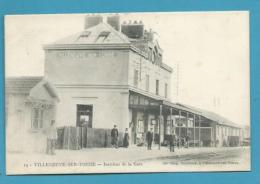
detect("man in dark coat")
[111,125,119,148]
[146,128,153,150]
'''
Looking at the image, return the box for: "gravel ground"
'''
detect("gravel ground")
[6,146,250,174]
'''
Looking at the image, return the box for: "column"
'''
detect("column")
[186,112,189,147]
[163,113,167,141]
[170,108,173,134]
[210,127,213,147]
[193,114,196,147]
[178,110,181,137]
[199,115,201,147]
[132,110,137,145]
[53,102,58,124]
[186,112,189,132]
[158,104,162,150]
[144,110,149,133]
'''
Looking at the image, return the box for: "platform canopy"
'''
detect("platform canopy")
[129,88,241,128]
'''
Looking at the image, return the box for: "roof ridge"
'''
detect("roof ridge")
[101,22,130,43]
[47,22,130,46]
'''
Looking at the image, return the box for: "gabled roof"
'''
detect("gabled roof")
[43,21,173,73]
[29,78,59,102]
[6,76,59,102]
[5,76,43,94]
[45,22,131,47]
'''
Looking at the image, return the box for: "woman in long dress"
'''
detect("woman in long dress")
[123,128,129,148]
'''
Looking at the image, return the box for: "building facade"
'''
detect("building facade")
[43,16,172,144]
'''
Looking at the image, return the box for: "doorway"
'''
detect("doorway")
[76,104,93,128]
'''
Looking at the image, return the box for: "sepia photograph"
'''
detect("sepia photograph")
[5,12,250,175]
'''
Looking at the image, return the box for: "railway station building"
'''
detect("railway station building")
[5,15,245,151]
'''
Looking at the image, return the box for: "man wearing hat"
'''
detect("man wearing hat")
[111,125,119,148]
[146,127,153,150]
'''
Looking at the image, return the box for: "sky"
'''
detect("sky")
[5,12,250,126]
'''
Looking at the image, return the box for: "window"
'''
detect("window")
[99,31,110,37]
[166,120,172,135]
[76,104,93,128]
[187,119,194,127]
[80,31,91,37]
[76,31,91,41]
[137,120,144,133]
[176,118,184,127]
[164,83,168,98]
[158,54,162,63]
[149,48,153,61]
[145,74,149,91]
[31,108,44,129]
[154,120,159,134]
[152,51,156,63]
[129,95,135,105]
[134,69,139,87]
[156,79,159,95]
[96,31,110,43]
[148,48,151,61]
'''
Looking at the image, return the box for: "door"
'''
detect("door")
[76,104,93,128]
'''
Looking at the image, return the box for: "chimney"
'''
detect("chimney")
[121,20,144,39]
[107,14,120,31]
[84,15,103,29]
[144,28,154,42]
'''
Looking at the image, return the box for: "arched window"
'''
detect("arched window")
[153,51,156,63]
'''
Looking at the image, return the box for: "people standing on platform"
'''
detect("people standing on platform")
[111,125,119,148]
[46,120,58,155]
[123,128,130,148]
[169,133,176,152]
[146,128,153,150]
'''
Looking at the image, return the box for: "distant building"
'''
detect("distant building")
[5,15,245,151]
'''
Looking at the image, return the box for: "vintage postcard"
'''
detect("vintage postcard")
[5,12,250,175]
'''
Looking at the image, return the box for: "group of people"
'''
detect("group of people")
[44,122,191,155]
[45,122,128,155]
[146,128,190,152]
[169,134,190,152]
[111,125,130,148]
